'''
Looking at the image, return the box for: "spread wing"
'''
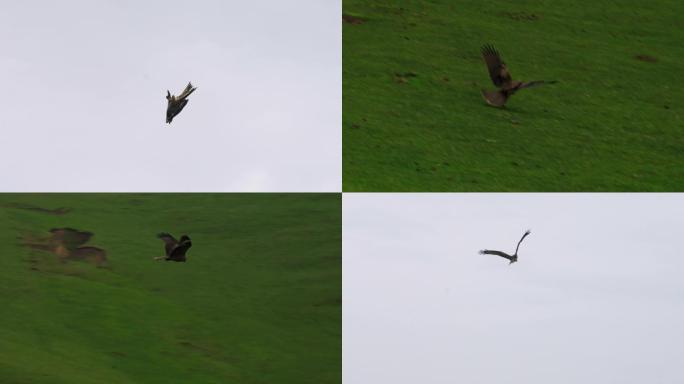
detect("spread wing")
[177,82,197,100]
[479,249,514,261]
[519,80,557,89]
[157,233,178,256]
[481,44,512,88]
[515,230,531,255]
[168,238,192,261]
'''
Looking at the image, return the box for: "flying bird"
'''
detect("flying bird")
[155,232,192,262]
[480,44,556,107]
[479,229,531,264]
[166,82,197,123]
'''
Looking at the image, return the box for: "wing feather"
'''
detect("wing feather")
[515,230,531,255]
[157,233,178,256]
[178,82,197,100]
[479,249,514,261]
[169,238,192,261]
[519,80,557,89]
[481,44,512,88]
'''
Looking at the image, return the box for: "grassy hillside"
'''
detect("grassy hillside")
[343,0,683,191]
[0,194,341,383]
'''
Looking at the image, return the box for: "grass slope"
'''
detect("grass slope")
[343,0,684,191]
[0,194,340,383]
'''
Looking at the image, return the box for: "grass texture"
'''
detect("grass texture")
[343,0,683,191]
[0,194,340,383]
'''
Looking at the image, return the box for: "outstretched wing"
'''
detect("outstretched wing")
[515,230,531,255]
[178,82,197,100]
[169,238,192,261]
[519,80,557,89]
[479,249,514,261]
[157,233,178,256]
[481,44,512,88]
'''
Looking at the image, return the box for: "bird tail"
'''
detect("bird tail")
[179,82,197,99]
[481,89,507,107]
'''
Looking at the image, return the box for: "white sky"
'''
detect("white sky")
[0,0,340,192]
[344,193,684,384]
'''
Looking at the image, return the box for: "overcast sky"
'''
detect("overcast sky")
[344,193,684,384]
[0,0,340,191]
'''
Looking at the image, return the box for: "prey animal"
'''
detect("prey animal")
[154,233,192,262]
[479,229,531,265]
[480,44,556,107]
[166,82,197,123]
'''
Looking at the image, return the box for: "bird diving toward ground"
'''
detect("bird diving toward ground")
[155,233,192,262]
[166,82,197,123]
[479,229,531,264]
[480,44,556,107]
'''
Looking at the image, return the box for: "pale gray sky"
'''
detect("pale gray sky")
[344,193,684,384]
[0,0,340,191]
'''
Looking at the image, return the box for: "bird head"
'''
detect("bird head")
[509,256,518,265]
[180,235,191,242]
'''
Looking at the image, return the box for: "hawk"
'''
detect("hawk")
[155,232,192,262]
[166,82,197,123]
[480,44,556,107]
[479,229,531,264]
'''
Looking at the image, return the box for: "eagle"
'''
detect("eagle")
[155,233,192,262]
[479,229,531,264]
[480,44,556,107]
[166,82,197,123]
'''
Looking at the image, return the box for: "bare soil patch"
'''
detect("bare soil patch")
[21,227,107,266]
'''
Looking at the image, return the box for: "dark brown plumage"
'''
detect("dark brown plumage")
[155,232,192,262]
[480,44,556,107]
[166,82,197,123]
[479,229,531,265]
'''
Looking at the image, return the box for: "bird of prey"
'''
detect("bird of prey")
[155,233,192,262]
[166,82,197,123]
[480,44,556,107]
[479,229,531,264]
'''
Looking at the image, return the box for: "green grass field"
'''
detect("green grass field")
[343,0,683,191]
[0,194,340,383]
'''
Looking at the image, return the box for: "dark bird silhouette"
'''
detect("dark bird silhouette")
[166,82,197,123]
[479,229,531,264]
[480,44,556,107]
[155,233,192,262]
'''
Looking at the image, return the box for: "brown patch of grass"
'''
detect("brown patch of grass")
[501,11,540,21]
[21,227,107,267]
[394,71,418,83]
[4,202,72,215]
[343,14,364,25]
[635,54,657,62]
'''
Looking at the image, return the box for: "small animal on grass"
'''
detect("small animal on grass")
[479,229,531,265]
[166,82,197,123]
[480,44,556,107]
[155,233,192,262]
